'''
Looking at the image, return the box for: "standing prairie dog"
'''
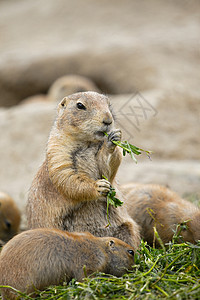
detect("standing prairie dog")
[123,183,200,245]
[26,92,140,250]
[0,192,21,244]
[0,228,135,300]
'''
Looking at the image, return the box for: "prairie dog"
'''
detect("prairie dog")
[21,75,100,105]
[48,75,100,102]
[0,228,135,299]
[27,92,140,250]
[123,183,200,245]
[0,192,21,243]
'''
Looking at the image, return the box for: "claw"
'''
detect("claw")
[108,129,122,143]
[96,179,111,196]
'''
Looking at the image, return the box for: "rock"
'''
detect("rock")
[0,102,55,228]
[118,158,200,199]
[111,90,200,160]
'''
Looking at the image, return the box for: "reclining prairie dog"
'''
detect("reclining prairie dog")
[0,192,21,244]
[48,74,100,102]
[0,228,135,299]
[123,183,200,245]
[26,92,140,250]
[21,75,100,105]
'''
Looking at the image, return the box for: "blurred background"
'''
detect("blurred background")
[0,0,199,228]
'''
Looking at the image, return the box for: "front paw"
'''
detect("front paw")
[95,179,111,196]
[107,129,122,151]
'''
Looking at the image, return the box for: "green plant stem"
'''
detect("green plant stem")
[105,197,111,228]
[154,284,169,297]
[102,175,123,228]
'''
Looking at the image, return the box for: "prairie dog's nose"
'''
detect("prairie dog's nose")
[103,112,113,125]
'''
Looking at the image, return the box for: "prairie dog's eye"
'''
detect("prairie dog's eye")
[127,249,134,256]
[4,219,11,229]
[77,102,86,110]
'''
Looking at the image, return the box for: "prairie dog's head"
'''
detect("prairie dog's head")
[179,211,200,244]
[189,212,200,243]
[48,75,100,102]
[0,192,21,242]
[102,237,134,276]
[167,200,200,244]
[56,92,115,142]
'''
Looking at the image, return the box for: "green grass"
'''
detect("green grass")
[1,239,200,300]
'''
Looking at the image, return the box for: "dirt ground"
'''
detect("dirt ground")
[0,0,199,228]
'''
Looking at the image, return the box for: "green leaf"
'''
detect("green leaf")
[104,132,152,163]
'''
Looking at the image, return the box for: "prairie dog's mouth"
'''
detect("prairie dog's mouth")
[95,125,112,139]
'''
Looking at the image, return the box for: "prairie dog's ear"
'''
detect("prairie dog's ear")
[108,240,115,249]
[60,97,67,109]
[57,97,68,116]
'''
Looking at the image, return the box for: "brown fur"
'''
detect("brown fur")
[0,192,21,243]
[26,92,140,250]
[123,183,200,245]
[0,228,135,299]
